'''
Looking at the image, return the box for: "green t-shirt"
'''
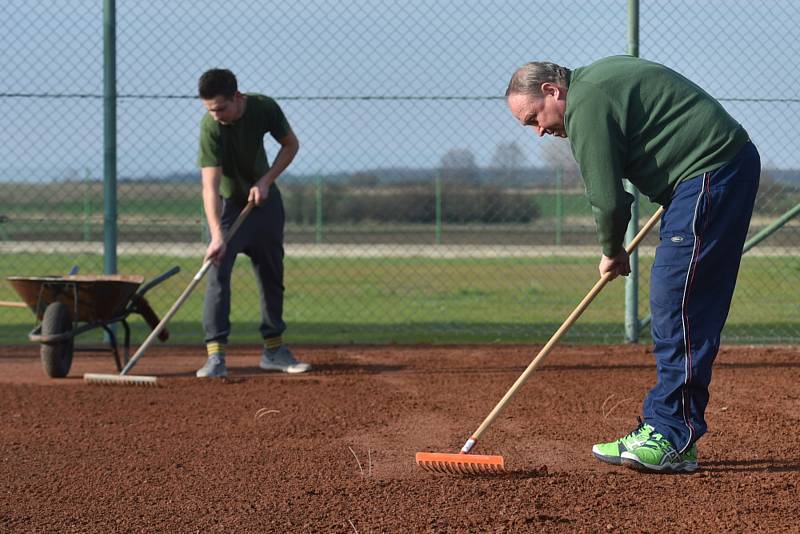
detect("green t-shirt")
[197,93,291,201]
[564,56,748,256]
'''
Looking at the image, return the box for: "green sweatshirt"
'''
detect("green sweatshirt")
[198,93,291,201]
[564,56,748,256]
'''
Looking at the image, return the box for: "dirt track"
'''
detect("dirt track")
[1,344,799,532]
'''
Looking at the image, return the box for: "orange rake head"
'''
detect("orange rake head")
[415,452,505,475]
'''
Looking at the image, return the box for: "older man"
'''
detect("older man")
[506,56,760,472]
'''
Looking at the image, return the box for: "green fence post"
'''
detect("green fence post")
[103,0,117,276]
[315,174,323,244]
[102,0,117,345]
[624,0,640,342]
[83,168,92,242]
[624,183,640,342]
[435,172,442,245]
[555,167,563,246]
[628,0,639,58]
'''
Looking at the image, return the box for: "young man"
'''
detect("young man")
[506,56,760,472]
[196,68,310,377]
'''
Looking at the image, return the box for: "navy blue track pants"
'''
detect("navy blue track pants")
[643,141,760,453]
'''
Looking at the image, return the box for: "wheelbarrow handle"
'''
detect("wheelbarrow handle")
[135,266,181,298]
[131,295,169,342]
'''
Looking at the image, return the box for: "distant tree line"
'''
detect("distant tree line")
[282,182,540,225]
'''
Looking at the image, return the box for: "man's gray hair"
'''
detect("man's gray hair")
[505,62,571,97]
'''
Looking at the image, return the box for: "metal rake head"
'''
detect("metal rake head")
[415,452,505,475]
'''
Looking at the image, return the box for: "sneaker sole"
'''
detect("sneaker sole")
[196,372,228,378]
[620,454,699,473]
[258,364,311,374]
[592,449,624,466]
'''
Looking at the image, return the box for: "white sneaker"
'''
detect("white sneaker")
[259,345,311,374]
[196,353,228,378]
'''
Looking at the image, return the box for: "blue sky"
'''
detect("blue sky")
[2,0,799,181]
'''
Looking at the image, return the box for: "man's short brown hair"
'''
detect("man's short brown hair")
[198,69,238,100]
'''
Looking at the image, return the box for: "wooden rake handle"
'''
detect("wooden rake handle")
[0,301,28,308]
[464,207,664,450]
[119,201,255,375]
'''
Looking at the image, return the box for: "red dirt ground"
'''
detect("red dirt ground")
[1,343,799,532]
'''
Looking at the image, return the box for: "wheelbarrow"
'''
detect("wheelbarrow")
[6,266,180,378]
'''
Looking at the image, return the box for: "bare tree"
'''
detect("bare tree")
[539,138,581,186]
[490,142,528,183]
[440,148,478,183]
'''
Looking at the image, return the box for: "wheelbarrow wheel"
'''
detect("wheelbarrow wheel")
[40,302,74,378]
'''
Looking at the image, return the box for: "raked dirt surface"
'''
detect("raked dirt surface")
[1,344,799,532]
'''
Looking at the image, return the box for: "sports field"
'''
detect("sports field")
[1,343,798,531]
[2,252,798,346]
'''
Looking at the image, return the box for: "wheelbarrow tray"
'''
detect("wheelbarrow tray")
[7,275,144,323]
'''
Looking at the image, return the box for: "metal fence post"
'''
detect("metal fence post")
[435,172,442,245]
[555,167,563,246]
[83,168,92,242]
[103,0,117,275]
[315,174,323,244]
[624,0,641,343]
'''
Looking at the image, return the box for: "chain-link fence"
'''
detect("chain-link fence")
[1,1,798,347]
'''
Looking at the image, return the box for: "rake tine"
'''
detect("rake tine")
[83,373,158,386]
[415,452,505,475]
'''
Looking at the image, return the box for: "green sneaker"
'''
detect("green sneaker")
[621,432,700,473]
[592,420,655,465]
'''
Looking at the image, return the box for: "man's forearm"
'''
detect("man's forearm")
[258,135,299,187]
[201,167,224,240]
[202,189,223,240]
[258,150,293,188]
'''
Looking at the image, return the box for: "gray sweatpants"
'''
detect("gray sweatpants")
[203,190,286,344]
